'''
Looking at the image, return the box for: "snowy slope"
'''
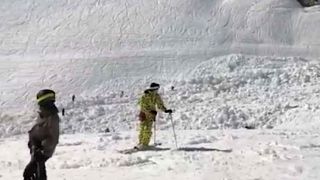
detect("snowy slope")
[0,0,320,133]
[1,130,320,180]
[1,1,320,180]
[1,0,320,111]
[1,0,320,57]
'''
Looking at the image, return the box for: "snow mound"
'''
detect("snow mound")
[2,54,320,137]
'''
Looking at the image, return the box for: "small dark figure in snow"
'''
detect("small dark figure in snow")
[23,89,60,180]
[72,95,76,102]
[105,128,110,133]
[171,86,175,91]
[244,125,255,130]
[120,91,124,98]
[62,108,65,116]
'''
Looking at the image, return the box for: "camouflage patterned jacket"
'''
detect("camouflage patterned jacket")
[138,90,167,113]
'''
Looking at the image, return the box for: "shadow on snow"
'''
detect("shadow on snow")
[177,147,232,153]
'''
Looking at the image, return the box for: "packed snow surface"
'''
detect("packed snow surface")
[1,0,320,179]
[1,130,320,180]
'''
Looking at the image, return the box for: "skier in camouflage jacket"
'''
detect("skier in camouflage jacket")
[137,83,172,149]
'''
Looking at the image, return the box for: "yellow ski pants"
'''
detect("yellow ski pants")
[138,112,156,146]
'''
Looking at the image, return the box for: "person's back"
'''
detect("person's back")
[139,89,166,113]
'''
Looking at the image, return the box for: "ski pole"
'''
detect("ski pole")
[169,113,178,149]
[153,117,162,146]
[154,119,157,146]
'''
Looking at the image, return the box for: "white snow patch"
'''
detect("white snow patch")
[1,130,317,179]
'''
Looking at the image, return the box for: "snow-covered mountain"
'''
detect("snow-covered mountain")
[1,0,320,133]
[1,0,320,179]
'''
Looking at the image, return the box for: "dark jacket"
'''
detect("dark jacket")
[28,105,60,158]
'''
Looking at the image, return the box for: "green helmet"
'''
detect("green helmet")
[36,89,56,105]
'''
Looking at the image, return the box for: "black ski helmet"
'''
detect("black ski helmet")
[149,82,160,90]
[36,89,56,105]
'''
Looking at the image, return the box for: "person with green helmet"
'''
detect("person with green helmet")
[23,89,60,180]
[136,83,172,150]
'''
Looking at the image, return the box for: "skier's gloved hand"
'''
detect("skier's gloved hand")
[33,149,48,162]
[23,166,37,180]
[150,110,157,115]
[165,109,173,114]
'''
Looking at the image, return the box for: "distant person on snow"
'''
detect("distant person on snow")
[23,89,60,180]
[72,94,76,102]
[136,83,172,150]
[62,108,65,116]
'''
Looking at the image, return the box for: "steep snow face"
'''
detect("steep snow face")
[0,0,320,58]
[1,0,320,110]
[1,0,320,132]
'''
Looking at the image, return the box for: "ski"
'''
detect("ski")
[117,146,170,154]
[117,146,233,154]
